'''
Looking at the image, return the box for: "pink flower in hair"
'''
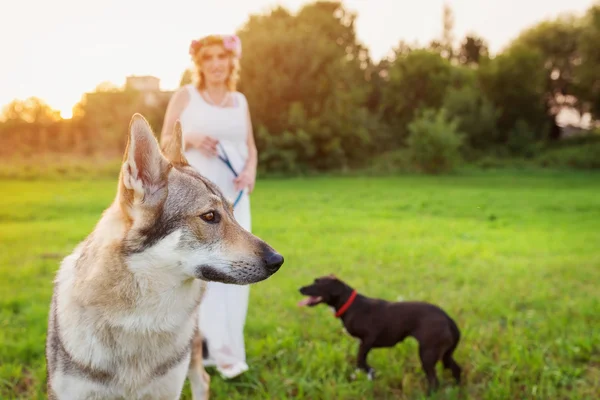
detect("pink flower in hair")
[222,35,242,59]
[189,40,198,56]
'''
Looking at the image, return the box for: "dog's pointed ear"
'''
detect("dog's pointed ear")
[119,113,170,206]
[161,120,189,166]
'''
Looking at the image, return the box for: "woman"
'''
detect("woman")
[160,34,257,379]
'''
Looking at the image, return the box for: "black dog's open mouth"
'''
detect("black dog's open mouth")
[298,296,323,307]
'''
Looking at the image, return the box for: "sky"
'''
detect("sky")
[0,0,596,118]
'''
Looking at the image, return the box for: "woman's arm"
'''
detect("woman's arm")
[243,104,258,174]
[160,87,189,149]
[234,95,258,193]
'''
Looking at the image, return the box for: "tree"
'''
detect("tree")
[362,40,413,116]
[458,34,489,66]
[1,97,62,124]
[0,97,67,155]
[574,3,600,121]
[94,81,121,93]
[179,69,193,87]
[380,49,468,140]
[440,2,455,60]
[507,14,584,138]
[429,3,456,61]
[478,44,547,143]
[443,84,500,150]
[235,1,385,172]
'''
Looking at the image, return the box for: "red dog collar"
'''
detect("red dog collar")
[335,290,357,318]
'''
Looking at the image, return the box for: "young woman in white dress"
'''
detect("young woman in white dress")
[160,34,257,379]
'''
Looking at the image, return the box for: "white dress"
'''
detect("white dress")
[179,84,252,378]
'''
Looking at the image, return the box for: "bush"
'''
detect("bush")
[442,84,500,151]
[535,141,600,169]
[361,149,414,175]
[406,108,465,174]
[256,125,315,175]
[506,119,539,157]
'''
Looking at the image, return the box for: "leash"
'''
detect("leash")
[216,142,244,208]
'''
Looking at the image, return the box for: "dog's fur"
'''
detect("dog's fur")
[45,114,284,400]
[298,275,461,393]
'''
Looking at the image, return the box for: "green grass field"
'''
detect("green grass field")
[1,171,599,399]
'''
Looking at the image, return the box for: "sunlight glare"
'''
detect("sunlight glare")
[60,109,73,119]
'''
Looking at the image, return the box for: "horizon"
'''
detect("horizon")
[1,0,596,118]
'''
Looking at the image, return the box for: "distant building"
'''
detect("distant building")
[125,75,161,92]
[125,75,173,107]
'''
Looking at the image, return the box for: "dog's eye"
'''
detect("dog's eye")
[200,211,220,223]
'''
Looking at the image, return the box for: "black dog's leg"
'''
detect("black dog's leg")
[441,329,461,385]
[419,346,440,394]
[442,349,461,384]
[356,340,375,380]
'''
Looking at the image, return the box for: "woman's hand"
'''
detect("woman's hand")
[186,134,218,157]
[234,166,256,193]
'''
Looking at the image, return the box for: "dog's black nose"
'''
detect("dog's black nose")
[265,251,284,272]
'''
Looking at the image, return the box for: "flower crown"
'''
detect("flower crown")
[189,34,242,59]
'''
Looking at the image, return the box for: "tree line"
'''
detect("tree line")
[2,1,599,173]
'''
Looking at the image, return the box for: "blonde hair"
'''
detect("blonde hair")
[190,35,240,92]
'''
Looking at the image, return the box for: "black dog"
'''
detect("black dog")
[298,275,462,393]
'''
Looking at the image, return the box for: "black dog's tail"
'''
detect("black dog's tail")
[443,315,461,357]
[448,316,461,348]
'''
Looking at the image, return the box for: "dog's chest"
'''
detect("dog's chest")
[339,312,373,342]
[327,307,362,340]
[108,328,193,390]
[52,349,191,400]
[339,320,363,341]
[341,325,358,340]
[57,301,198,393]
[341,324,362,340]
